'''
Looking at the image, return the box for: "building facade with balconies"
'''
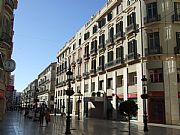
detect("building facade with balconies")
[0,0,18,120]
[55,0,180,124]
[37,62,56,111]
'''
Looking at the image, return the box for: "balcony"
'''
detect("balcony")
[71,61,76,67]
[144,15,161,24]
[0,32,12,45]
[126,52,139,61]
[174,46,180,54]
[76,75,82,81]
[83,72,89,79]
[125,23,139,35]
[106,37,114,47]
[90,69,96,76]
[5,0,14,10]
[98,43,105,51]
[83,53,90,60]
[105,61,114,69]
[90,48,97,56]
[145,47,162,56]
[114,57,124,65]
[114,31,124,41]
[172,14,180,23]
[77,57,82,64]
[97,65,105,72]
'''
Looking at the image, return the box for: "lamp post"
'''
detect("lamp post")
[74,91,83,120]
[54,96,57,116]
[141,75,148,132]
[65,67,74,134]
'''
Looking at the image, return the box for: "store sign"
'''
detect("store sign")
[0,91,4,98]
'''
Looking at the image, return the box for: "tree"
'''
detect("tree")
[119,100,138,135]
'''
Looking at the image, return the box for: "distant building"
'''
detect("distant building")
[37,62,56,111]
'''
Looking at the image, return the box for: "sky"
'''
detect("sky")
[12,0,108,92]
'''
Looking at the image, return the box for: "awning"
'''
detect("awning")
[84,97,104,102]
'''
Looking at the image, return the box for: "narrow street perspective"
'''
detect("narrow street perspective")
[1,0,180,135]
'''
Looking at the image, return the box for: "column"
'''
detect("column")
[163,60,179,124]
[103,73,107,119]
[112,71,117,119]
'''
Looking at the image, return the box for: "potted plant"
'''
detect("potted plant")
[96,92,101,97]
[119,100,138,135]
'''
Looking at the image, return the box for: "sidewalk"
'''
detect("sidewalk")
[0,111,180,135]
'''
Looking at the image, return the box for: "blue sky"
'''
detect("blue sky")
[12,0,107,92]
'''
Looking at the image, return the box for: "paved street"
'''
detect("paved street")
[0,111,180,135]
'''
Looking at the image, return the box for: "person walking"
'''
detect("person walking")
[39,109,45,126]
[45,108,50,126]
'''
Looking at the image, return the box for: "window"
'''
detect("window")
[147,32,160,49]
[127,12,136,26]
[116,21,123,35]
[79,38,81,45]
[107,12,113,21]
[91,59,96,70]
[84,45,89,55]
[176,32,180,47]
[108,27,114,42]
[73,43,76,50]
[128,72,137,85]
[147,2,158,19]
[99,80,104,90]
[91,82,95,91]
[99,34,105,46]
[93,25,97,34]
[174,2,180,15]
[84,32,90,40]
[117,75,123,87]
[84,84,88,92]
[117,4,123,14]
[78,65,81,75]
[107,78,113,89]
[128,40,137,54]
[99,55,105,67]
[98,18,106,28]
[84,63,88,73]
[149,69,163,83]
[116,46,123,59]
[91,40,97,50]
[108,51,113,62]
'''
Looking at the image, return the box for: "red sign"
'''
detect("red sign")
[117,94,123,99]
[148,91,164,97]
[6,85,14,91]
[128,93,137,98]
[0,91,4,98]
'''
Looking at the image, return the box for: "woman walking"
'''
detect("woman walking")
[39,109,45,126]
[45,108,50,126]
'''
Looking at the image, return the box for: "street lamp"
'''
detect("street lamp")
[65,67,74,134]
[54,96,57,116]
[74,91,83,120]
[141,75,149,132]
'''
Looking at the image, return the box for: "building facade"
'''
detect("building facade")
[37,62,56,111]
[55,0,180,124]
[0,0,18,120]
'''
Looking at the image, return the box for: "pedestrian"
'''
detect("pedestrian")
[39,109,45,126]
[45,108,50,126]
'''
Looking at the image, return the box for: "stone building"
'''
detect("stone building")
[0,0,18,120]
